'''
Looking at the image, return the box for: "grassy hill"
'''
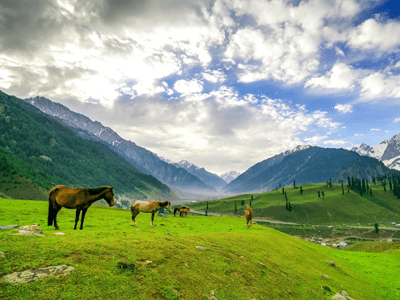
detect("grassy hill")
[0,90,176,201]
[190,182,400,226]
[1,198,399,299]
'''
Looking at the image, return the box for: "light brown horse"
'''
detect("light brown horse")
[48,185,115,230]
[180,207,190,217]
[130,200,171,227]
[245,206,253,229]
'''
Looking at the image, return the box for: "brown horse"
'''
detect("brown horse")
[245,206,253,229]
[130,200,171,227]
[173,206,188,217]
[48,185,115,230]
[180,207,190,217]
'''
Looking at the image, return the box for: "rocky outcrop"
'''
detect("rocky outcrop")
[1,265,74,284]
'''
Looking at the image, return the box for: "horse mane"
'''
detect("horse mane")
[159,201,170,208]
[87,186,112,195]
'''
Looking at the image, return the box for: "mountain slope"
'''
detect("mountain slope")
[352,133,400,171]
[0,90,174,200]
[23,96,216,195]
[173,160,227,190]
[224,146,396,194]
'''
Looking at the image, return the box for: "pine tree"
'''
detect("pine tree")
[300,186,303,195]
[282,187,285,194]
[341,182,344,195]
[329,178,332,187]
[234,201,237,213]
[322,191,325,199]
[206,201,209,210]
[318,191,320,197]
[293,180,296,188]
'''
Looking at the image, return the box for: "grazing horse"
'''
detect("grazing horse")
[48,185,115,230]
[174,206,187,217]
[131,200,171,227]
[180,207,190,217]
[245,206,253,229]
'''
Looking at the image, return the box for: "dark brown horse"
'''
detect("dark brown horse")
[48,185,115,230]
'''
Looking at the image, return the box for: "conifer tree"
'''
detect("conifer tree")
[282,187,285,194]
[235,201,237,213]
[293,180,296,188]
[322,191,325,199]
[318,191,320,197]
[300,186,303,195]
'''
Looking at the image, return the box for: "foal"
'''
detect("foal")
[180,207,190,217]
[245,206,253,229]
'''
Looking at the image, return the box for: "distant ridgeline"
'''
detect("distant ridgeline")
[0,90,174,201]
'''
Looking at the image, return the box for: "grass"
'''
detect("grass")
[1,198,400,299]
[190,183,400,226]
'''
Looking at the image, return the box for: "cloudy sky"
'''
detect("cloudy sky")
[1,0,400,175]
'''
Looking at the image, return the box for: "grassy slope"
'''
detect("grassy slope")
[191,183,400,226]
[1,199,399,300]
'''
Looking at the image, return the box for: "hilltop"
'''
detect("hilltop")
[191,182,400,226]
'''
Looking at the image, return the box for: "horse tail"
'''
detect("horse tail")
[48,197,53,226]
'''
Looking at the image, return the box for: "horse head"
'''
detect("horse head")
[105,187,115,207]
[164,201,172,211]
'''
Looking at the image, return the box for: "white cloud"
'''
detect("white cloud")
[322,139,349,146]
[360,72,400,100]
[334,104,353,114]
[370,128,381,131]
[335,47,345,57]
[394,117,400,123]
[348,18,400,51]
[354,133,364,136]
[202,69,226,83]
[173,79,204,95]
[305,63,356,90]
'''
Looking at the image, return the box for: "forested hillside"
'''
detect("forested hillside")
[0,90,175,200]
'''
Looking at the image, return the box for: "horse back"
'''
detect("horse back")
[49,185,84,208]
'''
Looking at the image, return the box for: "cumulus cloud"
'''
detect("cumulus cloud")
[322,139,349,146]
[335,104,353,113]
[370,128,381,131]
[305,63,356,90]
[348,18,400,51]
[360,72,400,100]
[394,117,400,123]
[174,79,204,95]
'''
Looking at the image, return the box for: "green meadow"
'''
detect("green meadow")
[191,183,400,226]
[1,198,400,299]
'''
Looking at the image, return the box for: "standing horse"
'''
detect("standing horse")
[174,206,188,217]
[245,206,253,229]
[130,200,171,227]
[48,185,115,230]
[180,207,190,217]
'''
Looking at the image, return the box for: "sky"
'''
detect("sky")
[1,0,400,176]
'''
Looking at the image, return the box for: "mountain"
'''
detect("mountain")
[223,145,311,193]
[223,146,397,194]
[0,90,174,201]
[220,171,241,184]
[172,160,227,191]
[352,133,400,171]
[23,96,217,195]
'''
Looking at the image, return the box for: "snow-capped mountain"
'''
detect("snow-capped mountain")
[172,160,228,191]
[220,171,241,183]
[352,133,400,171]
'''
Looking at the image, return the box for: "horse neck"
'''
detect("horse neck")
[86,187,110,203]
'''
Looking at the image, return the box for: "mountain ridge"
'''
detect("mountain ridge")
[24,96,218,195]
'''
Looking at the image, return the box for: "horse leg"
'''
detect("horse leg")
[53,206,62,230]
[80,208,88,230]
[151,212,155,227]
[74,209,81,230]
[131,211,139,226]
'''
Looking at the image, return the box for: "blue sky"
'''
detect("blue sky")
[1,0,400,175]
